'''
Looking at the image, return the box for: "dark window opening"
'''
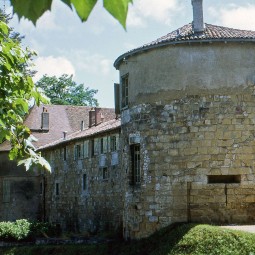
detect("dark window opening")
[110,136,117,151]
[55,183,59,196]
[130,144,141,185]
[91,139,94,156]
[102,167,108,180]
[121,74,129,108]
[100,138,104,154]
[208,175,241,184]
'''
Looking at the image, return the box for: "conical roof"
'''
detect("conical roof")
[114,23,255,68]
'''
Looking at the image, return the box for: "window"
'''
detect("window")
[74,144,82,160]
[3,179,10,203]
[101,167,109,180]
[55,182,59,196]
[82,174,87,191]
[121,74,129,108]
[100,138,104,154]
[63,146,67,161]
[110,136,117,151]
[100,137,108,154]
[208,175,241,184]
[93,138,99,156]
[110,135,119,151]
[130,144,141,185]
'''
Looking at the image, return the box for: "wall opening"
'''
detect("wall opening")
[207,175,241,184]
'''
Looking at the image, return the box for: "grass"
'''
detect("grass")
[1,224,255,255]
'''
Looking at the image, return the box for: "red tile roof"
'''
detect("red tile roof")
[0,104,116,152]
[38,118,121,151]
[114,23,255,68]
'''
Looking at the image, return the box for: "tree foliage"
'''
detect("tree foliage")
[36,74,98,106]
[10,0,133,29]
[0,20,50,171]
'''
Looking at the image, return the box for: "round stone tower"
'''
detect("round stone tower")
[115,0,255,239]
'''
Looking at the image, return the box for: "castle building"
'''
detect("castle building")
[114,0,255,239]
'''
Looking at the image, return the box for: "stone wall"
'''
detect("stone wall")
[0,152,42,222]
[121,90,255,239]
[43,130,123,236]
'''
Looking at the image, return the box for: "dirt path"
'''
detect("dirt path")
[221,225,255,233]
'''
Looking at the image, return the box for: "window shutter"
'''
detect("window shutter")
[114,83,120,114]
[94,138,99,155]
[103,137,108,153]
[83,141,89,158]
[116,135,119,150]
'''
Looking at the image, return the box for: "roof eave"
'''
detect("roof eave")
[114,38,255,69]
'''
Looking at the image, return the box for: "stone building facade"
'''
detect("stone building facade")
[2,0,255,241]
[114,0,255,239]
[39,116,122,235]
[0,105,116,224]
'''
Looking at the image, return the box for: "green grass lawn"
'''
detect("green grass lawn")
[1,224,255,255]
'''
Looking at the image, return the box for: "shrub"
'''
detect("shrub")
[0,219,58,242]
[0,219,31,241]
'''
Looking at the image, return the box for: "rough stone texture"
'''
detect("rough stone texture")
[117,40,255,239]
[0,152,42,221]
[119,91,255,238]
[43,130,123,236]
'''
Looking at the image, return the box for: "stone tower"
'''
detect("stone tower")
[114,1,255,239]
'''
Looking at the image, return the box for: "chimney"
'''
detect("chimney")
[89,108,96,128]
[63,131,67,139]
[192,0,204,33]
[41,107,49,130]
[95,108,102,126]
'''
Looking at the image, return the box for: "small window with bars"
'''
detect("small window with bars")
[82,174,87,191]
[130,144,141,185]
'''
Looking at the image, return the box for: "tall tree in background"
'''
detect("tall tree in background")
[36,74,99,107]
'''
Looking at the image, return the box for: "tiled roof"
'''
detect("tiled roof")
[38,118,121,151]
[114,23,255,68]
[0,104,116,152]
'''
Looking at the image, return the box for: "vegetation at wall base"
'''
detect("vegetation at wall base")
[1,223,255,255]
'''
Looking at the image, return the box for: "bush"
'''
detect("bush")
[0,219,31,241]
[0,219,57,242]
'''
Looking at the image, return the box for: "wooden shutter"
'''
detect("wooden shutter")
[94,138,99,155]
[83,141,89,158]
[103,137,108,153]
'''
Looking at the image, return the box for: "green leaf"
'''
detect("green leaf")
[71,0,97,22]
[103,0,132,29]
[10,0,53,24]
[60,0,72,8]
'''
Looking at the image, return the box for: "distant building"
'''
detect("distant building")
[0,104,116,223]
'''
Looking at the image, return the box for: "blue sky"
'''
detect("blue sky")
[5,0,255,107]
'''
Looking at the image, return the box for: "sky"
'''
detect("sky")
[4,0,255,107]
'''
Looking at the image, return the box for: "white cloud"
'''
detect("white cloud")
[33,56,75,82]
[209,4,255,30]
[69,50,112,76]
[127,0,183,27]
